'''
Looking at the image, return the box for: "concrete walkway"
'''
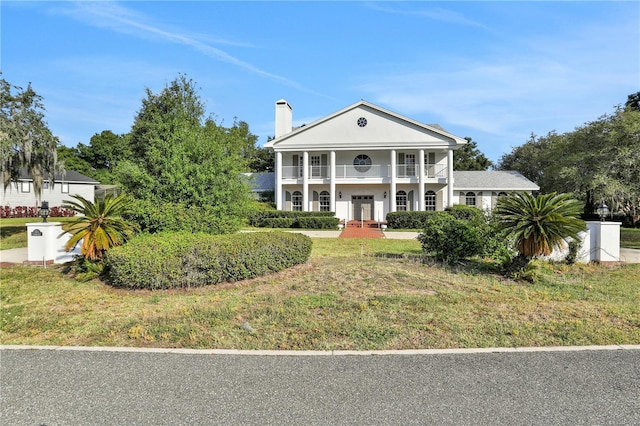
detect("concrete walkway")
[2,240,639,264]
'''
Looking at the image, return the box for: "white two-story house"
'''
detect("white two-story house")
[264,100,538,222]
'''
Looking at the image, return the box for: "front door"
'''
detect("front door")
[352,195,374,221]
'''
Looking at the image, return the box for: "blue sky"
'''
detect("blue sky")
[2,1,639,163]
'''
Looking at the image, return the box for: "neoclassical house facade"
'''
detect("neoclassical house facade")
[264,100,538,222]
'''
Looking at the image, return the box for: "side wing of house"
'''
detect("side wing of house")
[1,170,99,207]
[452,171,540,211]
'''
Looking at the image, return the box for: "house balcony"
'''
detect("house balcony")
[281,164,448,181]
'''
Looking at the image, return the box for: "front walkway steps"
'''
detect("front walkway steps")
[339,220,384,238]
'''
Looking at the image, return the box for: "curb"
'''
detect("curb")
[2,344,639,356]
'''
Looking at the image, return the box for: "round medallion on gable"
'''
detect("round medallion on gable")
[357,117,367,127]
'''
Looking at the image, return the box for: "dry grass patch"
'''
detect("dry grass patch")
[1,238,639,350]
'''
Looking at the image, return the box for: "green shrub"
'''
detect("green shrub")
[418,212,485,264]
[565,239,581,265]
[105,231,312,290]
[248,210,337,229]
[261,217,296,228]
[123,199,238,234]
[297,216,340,229]
[386,211,437,229]
[445,204,486,225]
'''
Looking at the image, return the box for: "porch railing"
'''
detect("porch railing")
[281,164,447,180]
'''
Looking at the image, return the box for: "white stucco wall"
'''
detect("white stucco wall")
[2,182,96,207]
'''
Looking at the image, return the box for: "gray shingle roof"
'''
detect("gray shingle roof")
[17,169,99,184]
[243,172,275,192]
[453,171,539,191]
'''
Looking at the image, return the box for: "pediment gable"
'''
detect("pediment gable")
[266,101,466,151]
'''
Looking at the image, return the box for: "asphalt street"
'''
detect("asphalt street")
[2,347,639,425]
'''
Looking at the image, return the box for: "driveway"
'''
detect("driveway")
[2,346,639,425]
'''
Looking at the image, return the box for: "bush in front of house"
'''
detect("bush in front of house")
[261,217,296,228]
[105,231,312,290]
[385,211,437,229]
[444,204,486,225]
[123,199,237,235]
[248,210,338,229]
[297,216,340,229]
[417,212,486,264]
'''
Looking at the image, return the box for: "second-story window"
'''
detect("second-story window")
[311,155,321,178]
[353,154,372,173]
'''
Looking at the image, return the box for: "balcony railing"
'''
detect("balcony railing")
[397,164,447,178]
[281,164,447,180]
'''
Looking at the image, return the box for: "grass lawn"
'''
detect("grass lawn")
[1,238,639,350]
[1,217,75,250]
[621,228,640,249]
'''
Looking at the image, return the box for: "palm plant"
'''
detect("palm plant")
[494,192,586,259]
[61,193,139,261]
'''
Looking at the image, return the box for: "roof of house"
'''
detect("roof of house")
[453,171,539,191]
[243,172,276,192]
[265,100,468,150]
[17,169,99,184]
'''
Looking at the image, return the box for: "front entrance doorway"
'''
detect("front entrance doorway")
[352,195,374,221]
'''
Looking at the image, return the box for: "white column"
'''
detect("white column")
[390,149,397,212]
[330,150,336,214]
[303,151,309,211]
[447,149,454,207]
[275,151,283,210]
[418,149,425,211]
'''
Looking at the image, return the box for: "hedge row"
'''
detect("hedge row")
[105,231,312,290]
[248,210,338,229]
[386,205,486,229]
[385,211,437,229]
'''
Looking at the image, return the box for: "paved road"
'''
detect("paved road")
[2,347,639,425]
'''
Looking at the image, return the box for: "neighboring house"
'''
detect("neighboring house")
[1,170,99,207]
[264,99,539,221]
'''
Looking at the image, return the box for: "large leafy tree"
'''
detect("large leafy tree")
[61,193,138,261]
[1,76,59,204]
[247,145,274,172]
[77,130,131,183]
[454,137,492,171]
[494,192,585,259]
[115,75,254,232]
[56,146,94,178]
[496,95,640,221]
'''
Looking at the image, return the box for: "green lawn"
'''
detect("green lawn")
[1,218,75,250]
[2,238,639,350]
[621,228,640,249]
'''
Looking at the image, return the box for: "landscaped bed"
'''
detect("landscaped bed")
[1,238,638,350]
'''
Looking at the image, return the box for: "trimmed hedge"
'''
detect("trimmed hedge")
[105,231,312,290]
[248,210,338,229]
[386,211,437,229]
[297,216,340,229]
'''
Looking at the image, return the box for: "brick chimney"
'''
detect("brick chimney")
[275,99,292,138]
